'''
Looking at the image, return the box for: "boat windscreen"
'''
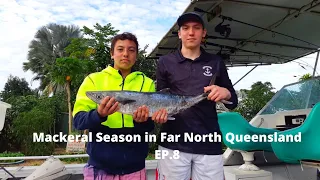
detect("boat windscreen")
[258,77,320,115]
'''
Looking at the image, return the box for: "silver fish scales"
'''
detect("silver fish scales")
[86,73,232,120]
[86,88,232,120]
[111,91,202,116]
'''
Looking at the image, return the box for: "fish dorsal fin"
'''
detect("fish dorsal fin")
[117,97,136,105]
[159,88,171,94]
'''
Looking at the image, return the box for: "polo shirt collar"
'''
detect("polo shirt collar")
[176,46,209,63]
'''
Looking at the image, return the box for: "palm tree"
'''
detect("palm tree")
[23,23,82,93]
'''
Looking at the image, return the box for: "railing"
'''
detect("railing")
[0,154,89,161]
[0,154,158,179]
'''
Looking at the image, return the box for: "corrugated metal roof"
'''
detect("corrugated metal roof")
[148,0,320,67]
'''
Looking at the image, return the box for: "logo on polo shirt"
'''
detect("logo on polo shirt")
[203,66,212,76]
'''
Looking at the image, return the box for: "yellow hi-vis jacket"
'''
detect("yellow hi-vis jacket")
[72,65,155,128]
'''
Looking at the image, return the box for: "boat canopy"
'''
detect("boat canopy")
[148,0,320,67]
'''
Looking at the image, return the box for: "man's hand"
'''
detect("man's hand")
[97,96,120,118]
[204,85,231,102]
[152,108,168,124]
[133,105,149,123]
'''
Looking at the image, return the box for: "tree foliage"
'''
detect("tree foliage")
[133,44,157,80]
[299,73,312,81]
[0,74,67,154]
[65,23,156,79]
[235,81,276,120]
[49,57,89,133]
[10,94,66,155]
[2,22,159,153]
[65,23,119,72]
[49,57,88,85]
[23,23,81,90]
[0,77,35,152]
[0,75,34,102]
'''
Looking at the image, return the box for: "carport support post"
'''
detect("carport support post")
[312,51,319,77]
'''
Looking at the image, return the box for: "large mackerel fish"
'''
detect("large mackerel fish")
[86,73,232,120]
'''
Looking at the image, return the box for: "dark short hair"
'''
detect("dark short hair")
[111,32,139,54]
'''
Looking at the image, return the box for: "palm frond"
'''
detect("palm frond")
[25,23,82,90]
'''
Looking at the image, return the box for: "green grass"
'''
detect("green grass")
[0,151,25,163]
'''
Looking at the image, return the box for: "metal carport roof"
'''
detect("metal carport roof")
[148,0,320,67]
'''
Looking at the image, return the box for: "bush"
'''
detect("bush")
[0,95,38,152]
[13,107,55,155]
[11,94,66,155]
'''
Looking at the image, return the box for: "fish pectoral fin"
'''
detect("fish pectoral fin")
[117,97,136,105]
[159,88,171,94]
[167,117,175,120]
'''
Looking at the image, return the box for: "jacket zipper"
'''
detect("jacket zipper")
[121,78,125,127]
[121,77,126,171]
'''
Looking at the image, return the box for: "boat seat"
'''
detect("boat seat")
[218,112,280,152]
[218,112,280,171]
[271,102,320,164]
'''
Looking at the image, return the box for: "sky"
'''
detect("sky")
[0,0,319,94]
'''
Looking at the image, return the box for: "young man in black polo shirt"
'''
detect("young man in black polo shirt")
[155,12,238,180]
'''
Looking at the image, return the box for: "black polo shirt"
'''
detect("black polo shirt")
[156,47,238,155]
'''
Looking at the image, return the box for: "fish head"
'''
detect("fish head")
[86,91,118,104]
[86,91,106,104]
[86,91,135,105]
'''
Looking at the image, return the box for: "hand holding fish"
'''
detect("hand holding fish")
[152,108,168,124]
[133,105,149,122]
[97,96,120,118]
[204,85,231,103]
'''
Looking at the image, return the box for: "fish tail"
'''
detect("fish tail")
[202,72,218,97]
[209,73,218,86]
